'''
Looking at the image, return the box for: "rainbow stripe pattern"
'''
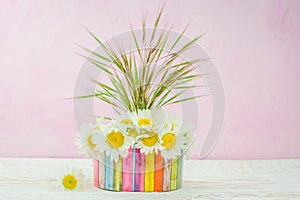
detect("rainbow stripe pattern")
[94,148,182,192]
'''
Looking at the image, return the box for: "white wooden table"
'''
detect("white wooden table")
[0,158,300,200]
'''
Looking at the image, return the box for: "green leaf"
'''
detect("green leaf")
[169,94,209,105]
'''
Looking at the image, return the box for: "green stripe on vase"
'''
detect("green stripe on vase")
[170,158,178,190]
[177,156,182,189]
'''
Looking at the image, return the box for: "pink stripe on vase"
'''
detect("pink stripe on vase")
[122,147,133,191]
[134,148,145,191]
[94,159,99,187]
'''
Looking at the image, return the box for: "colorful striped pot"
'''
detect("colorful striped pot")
[94,148,183,192]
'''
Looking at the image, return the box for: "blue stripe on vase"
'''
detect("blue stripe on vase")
[131,147,136,191]
[105,155,114,190]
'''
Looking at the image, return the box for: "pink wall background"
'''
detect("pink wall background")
[0,0,299,159]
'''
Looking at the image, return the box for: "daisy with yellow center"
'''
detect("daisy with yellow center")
[75,124,98,158]
[106,130,125,148]
[135,130,161,154]
[92,124,131,162]
[159,114,187,160]
[162,132,177,150]
[130,109,165,133]
[58,167,85,191]
[114,112,138,138]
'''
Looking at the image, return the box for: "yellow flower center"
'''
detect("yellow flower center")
[94,126,100,130]
[138,118,151,127]
[62,174,77,190]
[127,128,138,138]
[142,133,159,146]
[106,131,124,148]
[87,135,96,149]
[162,133,176,150]
[120,119,133,125]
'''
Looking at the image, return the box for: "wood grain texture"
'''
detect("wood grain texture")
[0,158,300,199]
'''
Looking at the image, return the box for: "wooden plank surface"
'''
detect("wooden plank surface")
[0,158,300,199]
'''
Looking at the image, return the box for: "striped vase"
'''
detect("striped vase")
[94,148,183,192]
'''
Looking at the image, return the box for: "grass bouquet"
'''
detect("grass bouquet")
[75,8,206,192]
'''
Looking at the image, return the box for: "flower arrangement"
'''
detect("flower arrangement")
[77,110,191,162]
[75,7,206,192]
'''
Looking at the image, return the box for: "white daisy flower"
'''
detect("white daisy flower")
[159,114,188,160]
[130,109,165,132]
[181,123,196,159]
[114,111,138,138]
[160,131,186,160]
[75,124,98,158]
[74,132,91,158]
[57,166,85,191]
[92,124,132,163]
[135,130,161,154]
[163,113,182,133]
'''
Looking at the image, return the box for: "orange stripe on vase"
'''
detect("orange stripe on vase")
[154,151,163,192]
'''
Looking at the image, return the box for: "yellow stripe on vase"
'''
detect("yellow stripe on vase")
[144,152,155,192]
[114,156,123,191]
[170,158,178,190]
